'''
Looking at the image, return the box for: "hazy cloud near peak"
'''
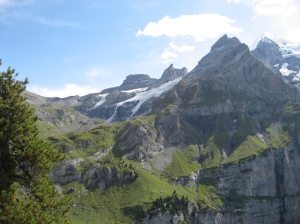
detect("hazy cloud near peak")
[136,14,243,42]
[228,0,299,16]
[0,0,33,8]
[28,84,101,98]
[169,42,195,52]
[161,50,178,65]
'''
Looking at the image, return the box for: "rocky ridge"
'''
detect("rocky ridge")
[25,65,188,129]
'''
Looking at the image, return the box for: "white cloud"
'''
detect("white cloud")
[169,41,195,52]
[161,50,178,64]
[28,84,101,98]
[37,17,80,28]
[0,0,11,6]
[136,14,243,42]
[129,0,159,12]
[254,0,298,16]
[0,0,33,8]
[228,0,299,16]
[227,0,242,3]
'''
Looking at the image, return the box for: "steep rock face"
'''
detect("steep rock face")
[113,119,163,161]
[51,160,136,190]
[190,139,300,224]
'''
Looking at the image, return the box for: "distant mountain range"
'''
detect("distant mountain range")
[24,64,187,136]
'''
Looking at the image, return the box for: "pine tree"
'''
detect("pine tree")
[0,61,70,223]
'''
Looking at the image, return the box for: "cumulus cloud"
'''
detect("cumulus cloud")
[228,0,299,16]
[169,42,195,52]
[136,14,243,42]
[161,50,178,64]
[28,84,101,98]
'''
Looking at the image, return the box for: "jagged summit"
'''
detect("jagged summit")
[190,35,249,75]
[210,34,241,51]
[149,64,187,89]
[160,64,187,80]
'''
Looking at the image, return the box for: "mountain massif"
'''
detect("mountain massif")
[26,34,300,223]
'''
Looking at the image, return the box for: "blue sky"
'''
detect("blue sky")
[0,0,299,97]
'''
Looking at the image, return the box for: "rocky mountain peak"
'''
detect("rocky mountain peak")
[119,74,154,91]
[120,74,151,86]
[186,35,299,103]
[100,74,156,94]
[149,64,188,89]
[210,34,241,52]
[161,64,187,80]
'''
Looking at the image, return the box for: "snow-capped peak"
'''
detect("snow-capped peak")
[251,33,300,58]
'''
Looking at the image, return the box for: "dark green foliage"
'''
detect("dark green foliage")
[148,190,189,217]
[0,61,70,223]
[121,205,146,221]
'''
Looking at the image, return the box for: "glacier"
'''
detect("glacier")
[106,77,183,123]
[93,93,109,109]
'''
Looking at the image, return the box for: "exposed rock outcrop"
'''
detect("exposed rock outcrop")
[101,74,156,94]
[51,160,136,190]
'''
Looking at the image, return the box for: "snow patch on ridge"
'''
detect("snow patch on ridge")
[292,72,300,82]
[280,63,296,76]
[93,93,109,109]
[107,77,183,123]
[120,87,148,93]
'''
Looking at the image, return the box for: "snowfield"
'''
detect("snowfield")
[106,77,182,122]
[280,63,296,76]
[120,87,148,93]
[93,93,109,109]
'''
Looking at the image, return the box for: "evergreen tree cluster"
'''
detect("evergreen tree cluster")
[0,61,70,223]
[148,190,189,217]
